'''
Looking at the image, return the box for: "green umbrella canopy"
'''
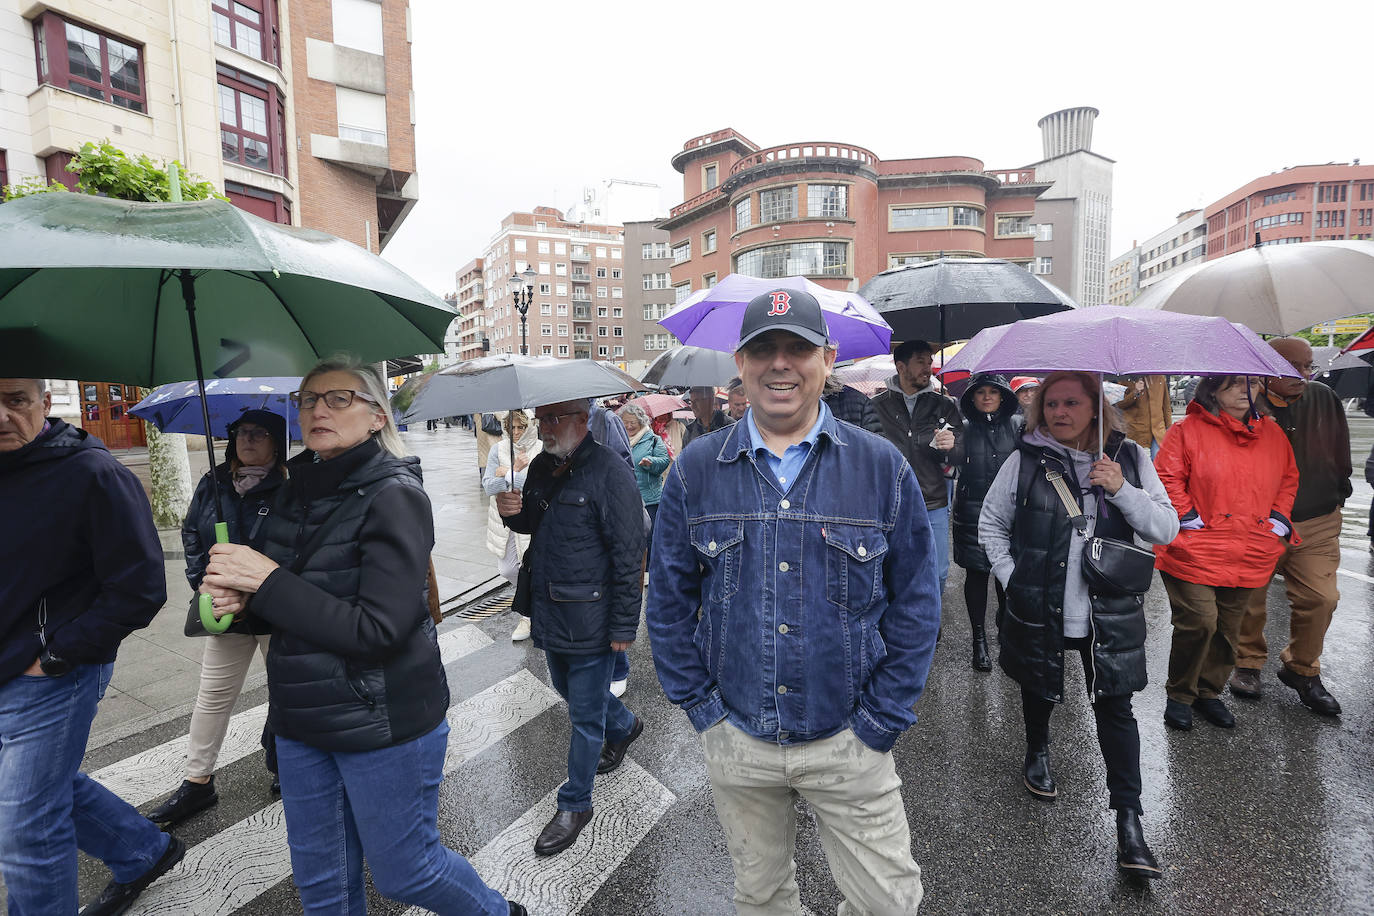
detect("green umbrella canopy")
[0,194,455,386]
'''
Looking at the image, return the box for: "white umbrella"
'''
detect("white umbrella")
[1132,240,1374,336]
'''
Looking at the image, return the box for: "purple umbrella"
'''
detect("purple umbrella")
[941,306,1300,454]
[662,274,891,361]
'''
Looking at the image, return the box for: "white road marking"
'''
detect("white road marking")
[402,758,676,916]
[1337,568,1374,584]
[127,664,556,916]
[94,625,492,808]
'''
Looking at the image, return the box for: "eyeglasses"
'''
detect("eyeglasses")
[536,411,585,428]
[234,427,271,442]
[1289,362,1317,377]
[289,389,379,410]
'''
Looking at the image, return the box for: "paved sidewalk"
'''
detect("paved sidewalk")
[98,425,498,747]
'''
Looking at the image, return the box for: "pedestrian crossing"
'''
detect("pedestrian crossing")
[95,623,681,916]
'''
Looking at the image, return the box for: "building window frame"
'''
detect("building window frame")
[994,212,1034,238]
[702,229,717,254]
[735,197,752,232]
[890,203,986,232]
[671,240,691,264]
[806,183,848,219]
[734,240,849,279]
[702,161,719,191]
[33,12,147,113]
[758,186,798,224]
[217,64,287,176]
[212,0,281,66]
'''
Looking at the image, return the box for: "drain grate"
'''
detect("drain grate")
[451,585,514,620]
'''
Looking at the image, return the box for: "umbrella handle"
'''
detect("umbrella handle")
[199,522,235,634]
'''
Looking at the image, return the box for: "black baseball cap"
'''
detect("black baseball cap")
[736,287,830,351]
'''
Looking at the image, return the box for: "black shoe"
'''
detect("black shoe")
[1228,667,1262,699]
[971,626,992,672]
[1163,698,1193,731]
[508,903,529,916]
[146,778,217,827]
[1023,744,1057,800]
[534,808,593,856]
[1277,667,1342,716]
[81,835,186,915]
[597,716,643,775]
[1194,697,1235,728]
[1115,809,1162,879]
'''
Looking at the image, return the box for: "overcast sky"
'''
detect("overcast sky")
[382,0,1371,297]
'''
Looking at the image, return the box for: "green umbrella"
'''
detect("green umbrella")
[0,193,456,631]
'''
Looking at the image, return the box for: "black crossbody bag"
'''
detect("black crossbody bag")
[1043,466,1156,597]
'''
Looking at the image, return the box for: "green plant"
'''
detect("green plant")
[1,140,225,203]
[1,175,69,201]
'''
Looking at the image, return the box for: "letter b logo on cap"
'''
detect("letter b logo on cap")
[767,291,791,316]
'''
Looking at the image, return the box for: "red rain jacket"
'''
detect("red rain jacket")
[1154,401,1300,588]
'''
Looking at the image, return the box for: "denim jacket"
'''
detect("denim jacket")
[646,409,941,752]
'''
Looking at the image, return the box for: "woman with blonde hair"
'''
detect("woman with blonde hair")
[979,370,1178,880]
[202,355,525,915]
[483,409,541,641]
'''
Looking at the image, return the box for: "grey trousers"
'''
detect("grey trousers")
[701,721,923,915]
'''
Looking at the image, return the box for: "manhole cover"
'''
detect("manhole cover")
[451,585,514,620]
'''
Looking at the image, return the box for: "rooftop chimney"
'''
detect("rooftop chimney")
[1037,107,1100,159]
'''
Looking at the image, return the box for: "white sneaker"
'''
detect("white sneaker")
[511,617,531,641]
[609,678,628,698]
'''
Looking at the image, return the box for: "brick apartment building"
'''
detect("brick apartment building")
[0,0,419,443]
[445,258,486,364]
[1204,163,1374,259]
[657,128,1052,332]
[622,220,676,362]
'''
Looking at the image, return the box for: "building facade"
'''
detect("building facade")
[446,258,486,364]
[622,219,675,369]
[1024,107,1113,307]
[1107,247,1139,307]
[1,0,418,437]
[1108,208,1208,306]
[659,129,1051,326]
[1204,163,1374,259]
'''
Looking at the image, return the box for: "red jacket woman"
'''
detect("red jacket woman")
[1153,377,1299,734]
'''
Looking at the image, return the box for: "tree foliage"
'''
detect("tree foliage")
[2,140,224,203]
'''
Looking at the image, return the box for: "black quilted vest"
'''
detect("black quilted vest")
[999,431,1149,702]
[952,415,1021,572]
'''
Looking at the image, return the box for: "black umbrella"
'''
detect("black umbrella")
[640,346,738,389]
[858,257,1077,345]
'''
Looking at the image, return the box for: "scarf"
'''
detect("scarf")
[232,464,270,496]
[627,425,650,448]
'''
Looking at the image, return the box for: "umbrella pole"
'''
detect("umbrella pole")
[1098,373,1105,459]
[510,417,516,493]
[180,269,234,634]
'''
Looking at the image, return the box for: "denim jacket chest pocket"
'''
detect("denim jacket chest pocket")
[690,520,744,602]
[824,524,889,612]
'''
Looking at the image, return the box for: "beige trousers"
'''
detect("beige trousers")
[701,721,923,915]
[186,633,271,778]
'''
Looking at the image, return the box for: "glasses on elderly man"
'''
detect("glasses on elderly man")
[290,389,379,410]
[536,411,584,428]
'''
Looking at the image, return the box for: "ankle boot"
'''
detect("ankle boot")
[1115,809,1162,879]
[971,625,992,671]
[1022,744,1057,800]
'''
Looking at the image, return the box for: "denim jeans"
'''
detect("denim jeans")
[926,504,951,595]
[611,650,630,682]
[545,650,636,811]
[276,721,507,915]
[0,663,171,915]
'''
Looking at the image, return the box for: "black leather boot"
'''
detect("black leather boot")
[1023,744,1057,800]
[1116,809,1162,878]
[146,777,218,827]
[971,625,992,671]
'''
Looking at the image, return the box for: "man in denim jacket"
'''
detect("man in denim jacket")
[647,290,941,915]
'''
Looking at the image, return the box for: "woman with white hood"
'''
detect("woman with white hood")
[483,410,541,641]
[979,371,1178,881]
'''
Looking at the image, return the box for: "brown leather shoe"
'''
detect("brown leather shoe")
[1228,667,1262,699]
[534,808,593,856]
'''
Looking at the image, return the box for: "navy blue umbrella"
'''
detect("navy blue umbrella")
[130,376,301,440]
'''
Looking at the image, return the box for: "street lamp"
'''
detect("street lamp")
[509,267,537,355]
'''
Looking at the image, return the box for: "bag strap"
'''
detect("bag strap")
[1044,469,1089,535]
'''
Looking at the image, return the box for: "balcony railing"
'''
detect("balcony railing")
[572,334,593,343]
[573,308,591,319]
[570,252,590,262]
[670,188,724,219]
[730,142,878,176]
[989,169,1039,185]
[571,292,591,302]
[571,273,591,283]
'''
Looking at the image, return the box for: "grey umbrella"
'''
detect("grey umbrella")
[640,346,738,389]
[858,257,1077,344]
[400,354,643,424]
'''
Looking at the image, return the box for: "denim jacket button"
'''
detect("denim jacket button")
[778,730,789,740]
[778,624,789,634]
[858,545,867,557]
[708,541,717,551]
[777,685,787,694]
[778,561,789,572]
[779,499,790,509]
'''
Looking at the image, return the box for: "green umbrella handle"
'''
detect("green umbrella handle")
[199,522,234,634]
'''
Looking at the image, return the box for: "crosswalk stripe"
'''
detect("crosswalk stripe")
[127,663,556,916]
[1337,568,1374,584]
[402,757,677,916]
[93,624,492,808]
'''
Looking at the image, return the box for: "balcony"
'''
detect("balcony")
[571,273,591,284]
[572,334,593,344]
[730,142,878,176]
[570,251,591,263]
[573,307,591,319]
[571,292,591,303]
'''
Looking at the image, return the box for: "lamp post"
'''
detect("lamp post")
[509,267,537,355]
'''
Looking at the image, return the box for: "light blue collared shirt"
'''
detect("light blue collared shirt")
[745,401,830,494]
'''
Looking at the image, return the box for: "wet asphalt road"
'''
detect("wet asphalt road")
[74,419,1374,916]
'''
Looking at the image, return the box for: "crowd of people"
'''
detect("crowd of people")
[0,286,1361,914]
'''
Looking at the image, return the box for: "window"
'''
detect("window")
[213,0,279,64]
[611,268,621,279]
[1029,256,1053,275]
[556,304,567,315]
[542,345,553,355]
[536,221,547,231]
[554,241,566,255]
[555,283,567,296]
[674,282,693,304]
[613,326,624,337]
[952,207,984,227]
[1318,184,1348,204]
[995,215,1032,237]
[704,272,717,288]
[1033,223,1054,241]
[735,198,752,231]
[596,267,607,278]
[558,324,568,337]
[735,241,848,279]
[538,282,551,294]
[540,323,552,337]
[642,272,670,290]
[703,230,717,254]
[596,246,608,258]
[0,149,7,190]
[643,303,670,321]
[538,262,550,274]
[807,184,847,218]
[597,326,608,337]
[889,254,934,268]
[672,241,691,264]
[611,287,623,299]
[612,307,623,317]
[33,13,145,112]
[611,248,621,259]
[537,240,550,254]
[218,66,286,175]
[1263,189,1298,206]
[597,306,608,317]
[558,345,569,356]
[225,180,290,224]
[336,86,386,146]
[598,346,609,357]
[514,238,527,252]
[891,207,949,229]
[539,303,552,315]
[596,286,608,298]
[759,186,797,223]
[1361,183,1374,202]
[332,0,383,54]
[1254,213,1303,230]
[704,164,718,190]
[614,346,624,357]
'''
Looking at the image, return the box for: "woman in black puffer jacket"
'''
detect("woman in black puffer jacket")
[202,357,522,916]
[952,374,1020,671]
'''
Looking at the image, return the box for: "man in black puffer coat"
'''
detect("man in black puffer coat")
[952,374,1021,671]
[497,398,645,858]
